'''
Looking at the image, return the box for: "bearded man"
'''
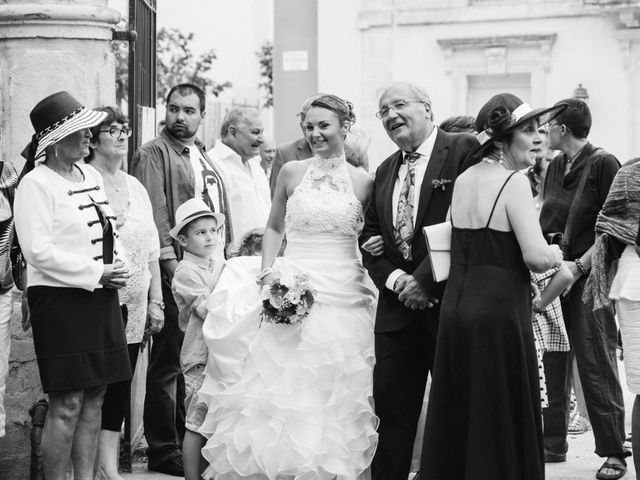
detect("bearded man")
[131,83,231,476]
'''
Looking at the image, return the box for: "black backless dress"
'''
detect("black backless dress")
[420,171,544,480]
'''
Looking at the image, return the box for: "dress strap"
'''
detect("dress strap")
[485,171,518,229]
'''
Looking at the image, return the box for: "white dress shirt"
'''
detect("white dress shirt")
[385,127,438,291]
[208,140,271,246]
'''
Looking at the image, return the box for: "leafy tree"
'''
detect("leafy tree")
[113,39,129,110]
[257,41,273,108]
[156,27,231,105]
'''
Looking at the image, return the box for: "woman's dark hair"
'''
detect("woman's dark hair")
[309,94,356,126]
[233,228,264,257]
[85,106,128,162]
[439,115,477,134]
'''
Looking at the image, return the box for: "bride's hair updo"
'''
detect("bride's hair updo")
[310,94,356,127]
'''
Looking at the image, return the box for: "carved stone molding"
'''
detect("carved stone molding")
[0,3,120,40]
[615,29,640,72]
[437,34,557,75]
[358,0,640,29]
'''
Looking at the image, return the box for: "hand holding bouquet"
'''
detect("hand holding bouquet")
[260,272,316,325]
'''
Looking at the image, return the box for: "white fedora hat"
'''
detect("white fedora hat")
[170,198,226,240]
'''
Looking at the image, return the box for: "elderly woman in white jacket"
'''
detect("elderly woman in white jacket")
[14,92,131,480]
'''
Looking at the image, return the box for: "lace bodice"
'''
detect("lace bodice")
[285,155,363,235]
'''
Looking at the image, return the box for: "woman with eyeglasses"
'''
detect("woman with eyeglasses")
[85,107,164,480]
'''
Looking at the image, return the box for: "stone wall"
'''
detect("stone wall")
[0,290,42,479]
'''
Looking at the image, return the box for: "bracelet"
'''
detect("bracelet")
[256,267,274,281]
[532,300,545,315]
[149,299,165,310]
[574,258,589,277]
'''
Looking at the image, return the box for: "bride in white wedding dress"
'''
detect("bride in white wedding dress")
[197,94,379,480]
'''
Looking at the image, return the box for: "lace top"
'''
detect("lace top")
[285,155,363,235]
[117,175,160,343]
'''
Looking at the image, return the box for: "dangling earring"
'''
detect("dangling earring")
[54,144,58,158]
[499,148,504,165]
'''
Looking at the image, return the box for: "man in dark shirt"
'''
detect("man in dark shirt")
[540,99,627,478]
[131,83,230,477]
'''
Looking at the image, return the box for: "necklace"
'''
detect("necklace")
[482,157,507,168]
[47,164,82,182]
[94,165,126,193]
[312,154,346,172]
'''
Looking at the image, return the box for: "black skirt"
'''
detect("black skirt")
[28,285,132,393]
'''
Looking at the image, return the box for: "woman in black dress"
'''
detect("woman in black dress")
[419,93,566,479]
[15,92,131,480]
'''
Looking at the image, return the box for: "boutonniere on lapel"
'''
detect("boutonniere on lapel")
[431,178,452,191]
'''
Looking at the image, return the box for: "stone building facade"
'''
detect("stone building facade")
[275,0,640,168]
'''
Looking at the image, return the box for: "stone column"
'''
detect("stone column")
[616,29,640,161]
[0,1,120,477]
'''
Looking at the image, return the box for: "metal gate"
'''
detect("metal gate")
[121,0,157,468]
[128,0,157,163]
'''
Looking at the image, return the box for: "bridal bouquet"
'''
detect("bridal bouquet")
[260,273,316,325]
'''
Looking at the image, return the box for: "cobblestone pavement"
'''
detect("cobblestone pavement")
[122,361,637,480]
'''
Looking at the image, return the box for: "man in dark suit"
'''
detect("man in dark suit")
[268,96,319,195]
[361,82,478,480]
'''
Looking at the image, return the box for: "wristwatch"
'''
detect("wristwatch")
[149,299,165,310]
[532,300,545,315]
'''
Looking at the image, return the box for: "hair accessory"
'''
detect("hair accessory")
[311,94,356,124]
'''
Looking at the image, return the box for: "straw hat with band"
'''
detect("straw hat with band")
[22,91,108,163]
[472,93,567,158]
[169,198,226,240]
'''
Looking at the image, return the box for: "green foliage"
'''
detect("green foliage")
[113,40,129,109]
[257,41,273,108]
[156,27,231,105]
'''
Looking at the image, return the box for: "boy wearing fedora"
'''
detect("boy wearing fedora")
[169,198,225,480]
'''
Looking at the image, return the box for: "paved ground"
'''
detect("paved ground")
[121,361,637,480]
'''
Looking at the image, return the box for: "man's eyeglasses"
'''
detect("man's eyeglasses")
[376,100,427,119]
[99,127,132,139]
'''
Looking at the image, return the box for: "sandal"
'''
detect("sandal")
[595,460,627,480]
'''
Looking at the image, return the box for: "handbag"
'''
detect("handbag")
[423,221,452,282]
[10,239,26,291]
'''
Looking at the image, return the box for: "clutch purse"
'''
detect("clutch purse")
[423,221,452,282]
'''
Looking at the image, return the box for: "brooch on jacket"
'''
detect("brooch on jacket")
[431,178,452,191]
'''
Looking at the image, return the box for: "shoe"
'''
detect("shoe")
[544,450,567,463]
[148,455,184,477]
[568,412,591,434]
[595,459,627,480]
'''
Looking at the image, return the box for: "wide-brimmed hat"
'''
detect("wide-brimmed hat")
[29,91,108,160]
[472,93,567,157]
[169,198,226,239]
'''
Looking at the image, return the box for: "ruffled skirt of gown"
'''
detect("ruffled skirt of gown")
[198,232,379,480]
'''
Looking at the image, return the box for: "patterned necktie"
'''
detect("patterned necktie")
[394,152,420,260]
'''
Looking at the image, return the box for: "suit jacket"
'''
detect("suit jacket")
[269,137,313,195]
[361,129,479,333]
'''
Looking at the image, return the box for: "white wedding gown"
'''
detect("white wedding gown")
[198,156,379,480]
